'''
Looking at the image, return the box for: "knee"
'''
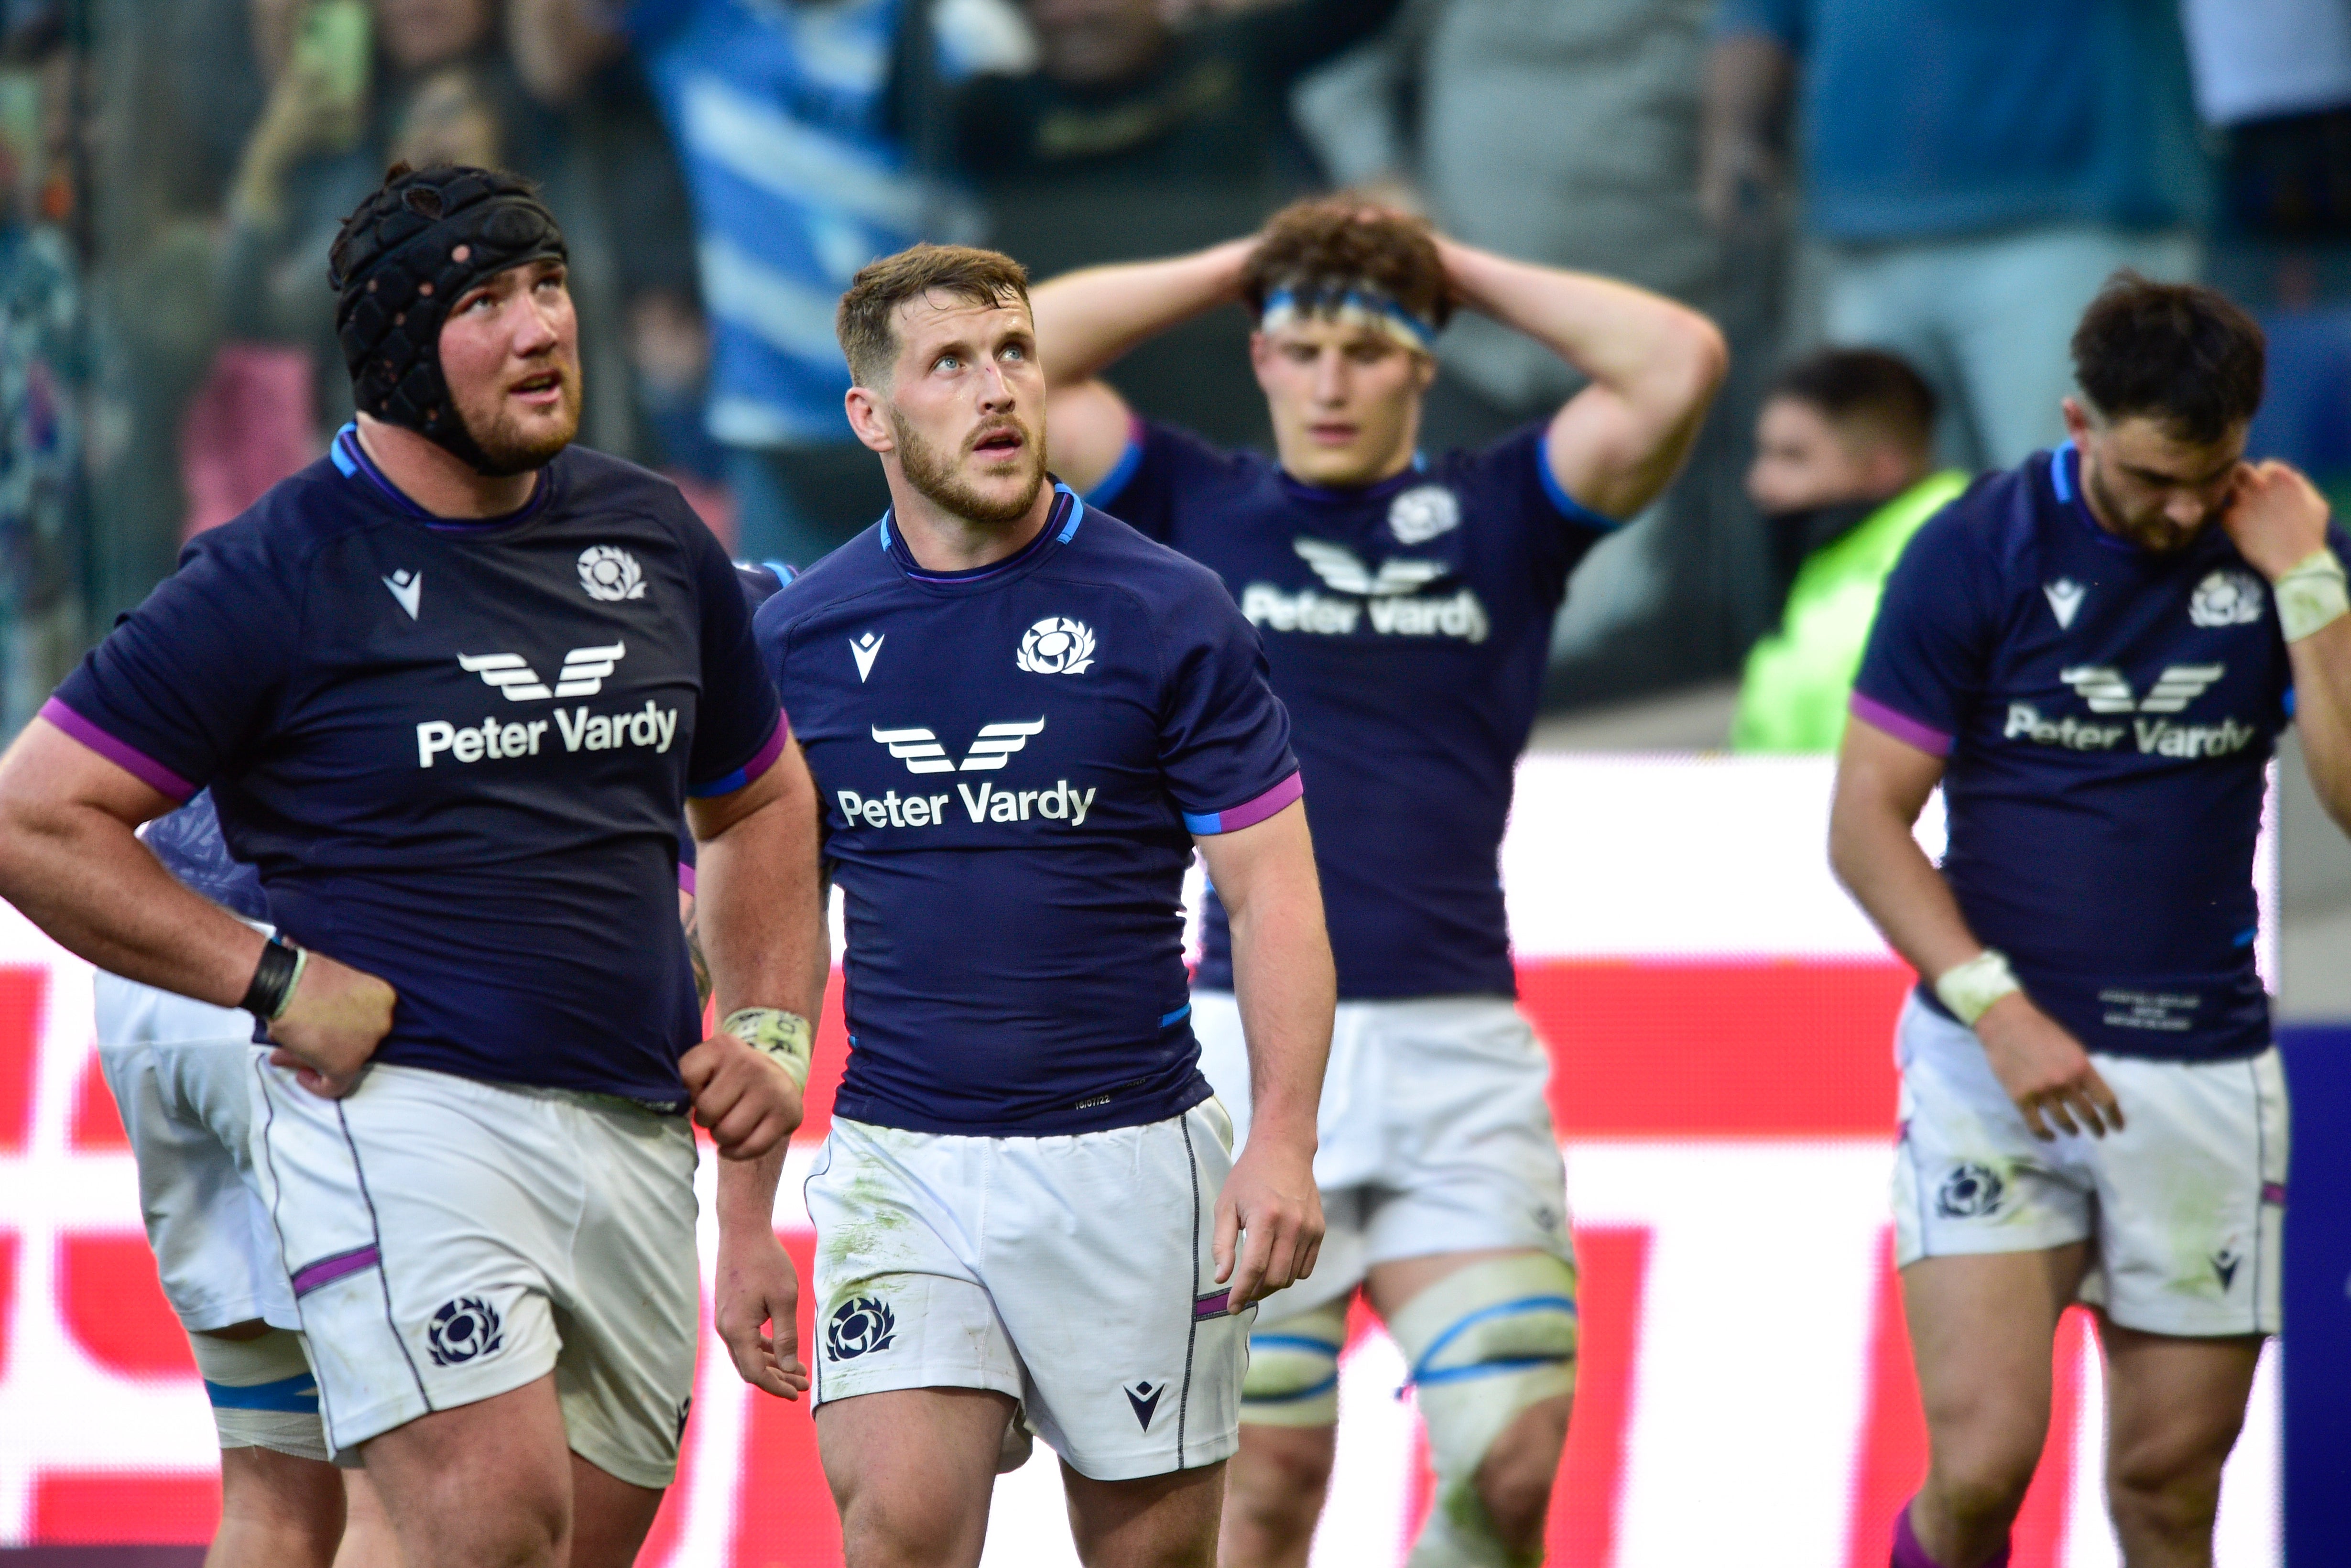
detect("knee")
[1474,1394,1571,1549]
[2107,1443,2230,1544]
[1226,1428,1334,1539]
[1924,1451,2037,1536]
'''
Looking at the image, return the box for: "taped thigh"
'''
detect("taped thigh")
[1390,1254,1579,1567]
[1241,1297,1348,1426]
[190,1327,330,1463]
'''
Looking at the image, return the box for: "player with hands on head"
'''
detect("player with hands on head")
[1029,200,1725,1568]
[0,162,826,1568]
[744,241,1332,1568]
[1830,273,2351,1568]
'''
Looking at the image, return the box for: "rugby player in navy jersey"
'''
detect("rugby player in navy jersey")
[1831,275,2351,1568]
[0,164,827,1568]
[1027,200,1726,1566]
[742,243,1334,1568]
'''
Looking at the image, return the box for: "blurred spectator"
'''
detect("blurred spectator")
[958,0,1400,449]
[1730,348,1963,754]
[538,0,1030,568]
[0,5,80,734]
[1702,0,2210,472]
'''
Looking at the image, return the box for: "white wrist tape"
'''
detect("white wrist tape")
[2277,547,2350,643]
[724,1007,813,1090]
[1935,949,2021,1026]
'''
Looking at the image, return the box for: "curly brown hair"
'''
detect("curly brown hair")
[2071,271,2265,445]
[1239,197,1453,334]
[836,243,1032,389]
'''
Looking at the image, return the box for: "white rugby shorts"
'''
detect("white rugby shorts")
[805,1100,1249,1481]
[250,1061,700,1484]
[92,972,295,1333]
[1892,992,2286,1336]
[1192,991,1574,1325]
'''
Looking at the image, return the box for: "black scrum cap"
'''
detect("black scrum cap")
[329,163,568,472]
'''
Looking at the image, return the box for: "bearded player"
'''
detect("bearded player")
[1832,274,2351,1568]
[0,164,825,1568]
[737,242,1333,1568]
[1030,200,1725,1566]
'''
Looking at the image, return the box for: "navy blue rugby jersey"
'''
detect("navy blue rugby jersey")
[1853,442,2350,1061]
[144,789,268,923]
[1094,419,1616,1000]
[756,484,1301,1136]
[48,425,785,1103]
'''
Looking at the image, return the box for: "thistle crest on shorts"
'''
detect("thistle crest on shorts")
[426,1296,505,1365]
[1934,1162,2006,1220]
[827,1295,897,1361]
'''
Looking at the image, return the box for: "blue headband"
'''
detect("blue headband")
[1260,285,1437,352]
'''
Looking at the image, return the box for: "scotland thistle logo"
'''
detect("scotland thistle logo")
[827,1296,897,1361]
[1016,617,1096,675]
[426,1296,505,1365]
[1935,1163,2006,1220]
[2188,569,2264,628]
[577,544,646,602]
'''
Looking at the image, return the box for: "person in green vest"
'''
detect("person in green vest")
[1733,348,1970,751]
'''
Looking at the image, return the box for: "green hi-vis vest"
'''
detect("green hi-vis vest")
[1731,469,1970,754]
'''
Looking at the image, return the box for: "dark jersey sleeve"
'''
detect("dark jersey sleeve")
[681,503,788,796]
[1849,505,1999,757]
[46,523,305,801]
[1085,418,1230,545]
[1153,567,1301,833]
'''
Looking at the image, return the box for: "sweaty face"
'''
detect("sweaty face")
[439,257,582,477]
[1746,397,1911,515]
[1252,317,1433,489]
[2070,404,2248,554]
[882,296,1048,526]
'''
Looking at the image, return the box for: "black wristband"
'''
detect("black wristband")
[241,938,304,1021]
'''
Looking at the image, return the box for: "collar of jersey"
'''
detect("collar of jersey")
[878,483,1082,589]
[1275,450,1431,508]
[2050,438,2162,559]
[330,423,557,534]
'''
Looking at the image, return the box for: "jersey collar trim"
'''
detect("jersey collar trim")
[2051,440,2142,557]
[331,423,555,533]
[880,484,1081,588]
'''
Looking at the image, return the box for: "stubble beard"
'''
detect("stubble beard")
[2086,461,2207,554]
[891,405,1046,526]
[457,368,583,478]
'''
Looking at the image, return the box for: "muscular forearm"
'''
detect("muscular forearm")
[696,778,827,1025]
[1442,240,1720,420]
[2289,616,2351,831]
[1226,884,1335,1145]
[1031,240,1256,387]
[717,1143,787,1237]
[1828,804,1989,984]
[0,800,266,1005]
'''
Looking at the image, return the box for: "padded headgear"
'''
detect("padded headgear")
[330,163,568,473]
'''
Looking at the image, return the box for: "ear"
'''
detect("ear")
[2060,396,2092,446]
[843,387,897,456]
[1410,351,1437,393]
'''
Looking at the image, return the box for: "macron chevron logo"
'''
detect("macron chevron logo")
[871,719,1047,774]
[383,569,422,619]
[458,642,626,702]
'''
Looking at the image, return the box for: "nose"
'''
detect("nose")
[975,356,1015,410]
[514,290,563,356]
[2164,489,2206,529]
[1311,348,1347,406]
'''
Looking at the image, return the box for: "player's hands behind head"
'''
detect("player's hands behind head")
[266,951,396,1098]
[714,1225,811,1400]
[1215,1133,1324,1311]
[2223,459,2333,582]
[1974,993,2124,1141]
[682,1026,805,1160]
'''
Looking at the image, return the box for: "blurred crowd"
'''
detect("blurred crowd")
[1,0,2348,736]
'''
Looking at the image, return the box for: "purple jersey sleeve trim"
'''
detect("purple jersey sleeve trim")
[290,1243,381,1297]
[40,697,197,802]
[1848,692,1953,758]
[677,861,697,895]
[1182,771,1303,836]
[687,711,789,799]
[1087,415,1149,510]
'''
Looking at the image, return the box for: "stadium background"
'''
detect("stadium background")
[0,0,2348,1562]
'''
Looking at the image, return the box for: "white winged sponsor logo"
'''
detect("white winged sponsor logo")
[2059,663,2225,714]
[1293,539,1449,597]
[871,719,1047,774]
[458,642,627,701]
